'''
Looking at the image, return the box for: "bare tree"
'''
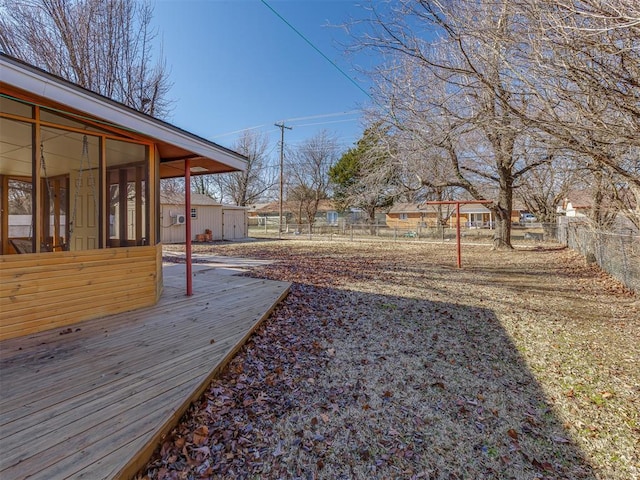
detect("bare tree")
[217,131,274,206]
[287,131,339,227]
[512,0,640,189]
[191,175,222,201]
[516,151,578,224]
[159,178,185,197]
[352,0,640,245]
[0,0,172,117]
[356,0,556,248]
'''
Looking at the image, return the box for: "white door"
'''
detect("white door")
[69,168,99,250]
[223,210,246,240]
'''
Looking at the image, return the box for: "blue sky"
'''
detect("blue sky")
[151,0,376,156]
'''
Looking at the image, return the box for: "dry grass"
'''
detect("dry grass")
[145,240,639,480]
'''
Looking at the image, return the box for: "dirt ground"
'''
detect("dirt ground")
[140,240,639,480]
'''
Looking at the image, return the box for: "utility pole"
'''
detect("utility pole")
[275,122,292,238]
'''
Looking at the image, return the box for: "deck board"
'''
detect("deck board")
[0,262,290,479]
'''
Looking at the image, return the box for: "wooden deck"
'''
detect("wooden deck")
[0,262,290,479]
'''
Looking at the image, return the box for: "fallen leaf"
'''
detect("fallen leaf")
[192,425,209,446]
[192,445,211,456]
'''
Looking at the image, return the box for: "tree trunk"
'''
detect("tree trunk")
[367,206,377,235]
[493,166,514,249]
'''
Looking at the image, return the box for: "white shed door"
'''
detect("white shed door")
[223,210,246,239]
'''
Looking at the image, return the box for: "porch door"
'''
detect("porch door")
[69,167,99,250]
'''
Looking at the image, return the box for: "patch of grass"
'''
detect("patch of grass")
[142,240,639,480]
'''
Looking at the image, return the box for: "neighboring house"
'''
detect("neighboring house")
[558,189,639,232]
[160,193,247,243]
[247,199,343,226]
[559,191,592,218]
[0,53,246,340]
[386,202,522,229]
[386,202,435,229]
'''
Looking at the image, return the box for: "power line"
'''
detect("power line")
[212,123,267,139]
[284,110,360,122]
[293,118,358,128]
[212,110,360,139]
[260,0,372,99]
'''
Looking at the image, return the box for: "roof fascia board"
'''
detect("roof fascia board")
[1,55,246,171]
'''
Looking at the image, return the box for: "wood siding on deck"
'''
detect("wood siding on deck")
[0,245,161,341]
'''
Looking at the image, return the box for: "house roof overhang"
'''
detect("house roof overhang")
[0,53,247,178]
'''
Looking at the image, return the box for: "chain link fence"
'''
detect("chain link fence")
[249,220,638,293]
[248,222,555,244]
[555,219,639,293]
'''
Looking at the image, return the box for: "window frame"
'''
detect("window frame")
[1,96,154,254]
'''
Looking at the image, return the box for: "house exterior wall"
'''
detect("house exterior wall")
[160,204,223,243]
[0,244,162,341]
[195,205,223,240]
[160,204,247,242]
[387,209,520,229]
[160,203,186,244]
[565,202,588,217]
[386,212,426,229]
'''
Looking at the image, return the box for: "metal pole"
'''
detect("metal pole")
[185,159,193,296]
[456,202,461,268]
[275,122,291,239]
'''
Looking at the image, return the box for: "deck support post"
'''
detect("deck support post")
[185,159,193,296]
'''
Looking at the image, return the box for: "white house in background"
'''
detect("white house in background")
[559,191,591,218]
[160,193,247,243]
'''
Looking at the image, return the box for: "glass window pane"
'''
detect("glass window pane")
[1,118,34,255]
[1,95,33,118]
[40,108,115,135]
[106,139,148,247]
[0,117,32,177]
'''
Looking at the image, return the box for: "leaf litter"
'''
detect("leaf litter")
[140,241,639,480]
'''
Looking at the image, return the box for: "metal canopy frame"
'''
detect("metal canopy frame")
[424,200,493,268]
